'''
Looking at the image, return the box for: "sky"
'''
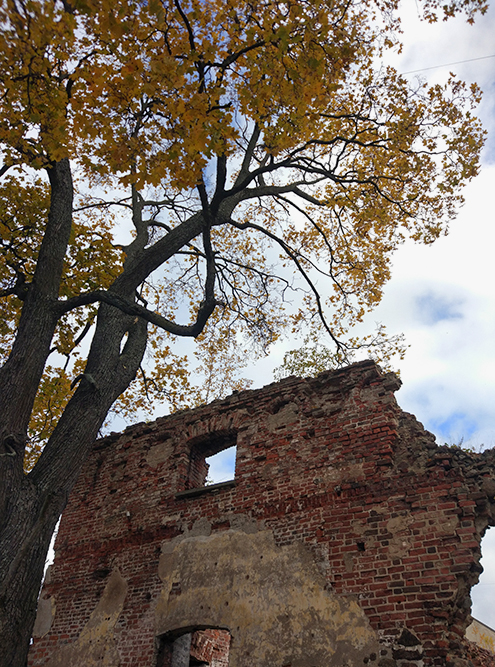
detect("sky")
[207,0,495,630]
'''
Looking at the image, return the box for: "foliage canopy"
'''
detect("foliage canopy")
[0,0,485,468]
[0,0,487,462]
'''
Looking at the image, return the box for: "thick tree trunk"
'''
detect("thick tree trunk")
[0,305,148,667]
[0,155,150,664]
[0,160,74,453]
[0,159,75,666]
[0,480,61,667]
[0,156,211,665]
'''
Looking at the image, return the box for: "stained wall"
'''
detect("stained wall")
[29,361,495,666]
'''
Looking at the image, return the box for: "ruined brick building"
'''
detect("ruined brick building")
[29,361,495,666]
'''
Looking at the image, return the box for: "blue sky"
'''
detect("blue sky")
[415,293,464,327]
[348,0,495,628]
[207,447,236,483]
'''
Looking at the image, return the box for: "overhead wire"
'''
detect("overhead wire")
[401,53,495,75]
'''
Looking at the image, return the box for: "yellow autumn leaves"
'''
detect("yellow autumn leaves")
[0,0,486,469]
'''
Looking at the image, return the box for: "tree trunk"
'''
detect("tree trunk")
[0,158,76,666]
[0,303,148,666]
[0,164,149,664]
[0,156,205,665]
[0,480,61,667]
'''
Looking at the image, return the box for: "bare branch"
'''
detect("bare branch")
[234,180,324,203]
[57,289,220,339]
[228,219,343,350]
[73,197,133,213]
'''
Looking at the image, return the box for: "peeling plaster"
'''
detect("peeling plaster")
[32,596,56,638]
[156,527,379,667]
[45,569,128,667]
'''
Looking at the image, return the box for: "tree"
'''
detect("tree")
[0,0,486,663]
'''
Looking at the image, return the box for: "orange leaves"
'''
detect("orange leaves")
[0,175,50,359]
[0,0,390,182]
[0,174,125,467]
[0,1,77,166]
[0,0,486,190]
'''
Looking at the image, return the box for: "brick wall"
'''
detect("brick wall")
[29,361,495,667]
[190,629,230,667]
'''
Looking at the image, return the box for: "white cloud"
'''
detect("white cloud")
[355,3,495,629]
[207,447,236,484]
[137,0,495,632]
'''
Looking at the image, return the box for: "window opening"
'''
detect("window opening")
[205,446,236,485]
[186,431,237,490]
[156,628,231,667]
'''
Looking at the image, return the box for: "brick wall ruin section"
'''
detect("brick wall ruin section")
[29,361,495,667]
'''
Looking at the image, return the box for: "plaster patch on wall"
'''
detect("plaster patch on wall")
[266,401,299,430]
[29,362,495,667]
[387,514,414,558]
[321,462,365,485]
[156,528,379,667]
[146,441,174,468]
[32,596,56,638]
[227,513,261,534]
[45,568,128,667]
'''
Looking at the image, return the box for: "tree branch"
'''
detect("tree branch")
[111,211,204,294]
[57,289,220,338]
[234,123,261,187]
[234,181,324,204]
[211,154,227,213]
[228,219,343,350]
[0,272,29,300]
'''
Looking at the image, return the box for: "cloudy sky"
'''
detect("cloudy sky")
[39,0,495,640]
[217,0,495,630]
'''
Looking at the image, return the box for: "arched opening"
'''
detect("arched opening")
[156,627,231,667]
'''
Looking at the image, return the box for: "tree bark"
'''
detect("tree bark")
[0,159,149,666]
[0,158,222,665]
[0,304,148,667]
[0,159,74,666]
[0,160,74,455]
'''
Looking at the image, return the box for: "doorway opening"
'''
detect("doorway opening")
[156,627,231,667]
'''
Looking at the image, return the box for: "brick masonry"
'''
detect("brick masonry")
[29,361,495,666]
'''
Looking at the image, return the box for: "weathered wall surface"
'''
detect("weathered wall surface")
[29,361,495,667]
[467,619,495,655]
[156,529,378,665]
